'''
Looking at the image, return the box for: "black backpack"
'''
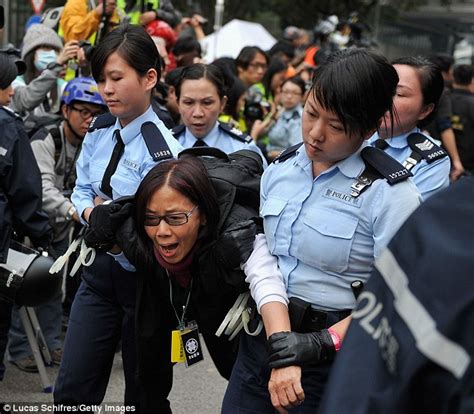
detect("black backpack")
[26,114,63,162]
[178,147,264,232]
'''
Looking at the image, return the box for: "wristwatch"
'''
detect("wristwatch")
[46,61,63,71]
[65,206,76,221]
[327,328,342,352]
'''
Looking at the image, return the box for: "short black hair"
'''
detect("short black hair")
[236,46,268,70]
[262,57,288,98]
[311,48,398,138]
[164,67,185,88]
[281,76,306,96]
[268,41,295,60]
[175,63,227,101]
[91,24,162,82]
[428,53,454,74]
[0,53,19,89]
[392,56,444,128]
[223,76,246,120]
[453,64,473,86]
[172,36,202,57]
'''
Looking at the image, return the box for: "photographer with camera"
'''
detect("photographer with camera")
[60,0,120,43]
[10,24,78,119]
[242,58,288,157]
[7,78,107,373]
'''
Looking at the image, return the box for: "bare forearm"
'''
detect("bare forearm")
[260,301,291,338]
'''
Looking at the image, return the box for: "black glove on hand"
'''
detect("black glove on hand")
[84,196,135,251]
[83,203,121,250]
[267,330,335,369]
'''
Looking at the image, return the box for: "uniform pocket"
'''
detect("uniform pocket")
[261,197,287,254]
[300,208,358,273]
[112,172,140,199]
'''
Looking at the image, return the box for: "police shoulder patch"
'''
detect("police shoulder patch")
[272,142,304,164]
[141,122,173,162]
[407,132,447,163]
[171,124,185,138]
[218,122,252,143]
[88,112,116,132]
[361,147,412,185]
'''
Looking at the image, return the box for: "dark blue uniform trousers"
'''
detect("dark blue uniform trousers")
[222,330,332,413]
[54,253,137,405]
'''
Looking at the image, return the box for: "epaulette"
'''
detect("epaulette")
[272,142,304,164]
[351,147,412,198]
[218,122,253,144]
[171,124,185,138]
[88,112,116,132]
[406,132,447,167]
[141,122,174,162]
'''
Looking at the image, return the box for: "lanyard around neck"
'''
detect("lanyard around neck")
[166,269,193,329]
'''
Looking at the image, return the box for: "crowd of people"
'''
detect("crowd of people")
[0,1,473,413]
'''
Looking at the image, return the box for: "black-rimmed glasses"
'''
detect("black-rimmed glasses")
[71,105,105,119]
[144,205,199,227]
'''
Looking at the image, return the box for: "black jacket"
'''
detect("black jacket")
[115,201,260,412]
[0,107,51,263]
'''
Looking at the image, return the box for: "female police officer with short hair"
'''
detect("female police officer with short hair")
[222,48,422,413]
[53,25,182,406]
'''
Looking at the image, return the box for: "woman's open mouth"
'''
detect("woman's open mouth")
[160,243,179,257]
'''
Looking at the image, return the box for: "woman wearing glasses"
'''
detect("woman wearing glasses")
[53,25,183,407]
[111,155,268,412]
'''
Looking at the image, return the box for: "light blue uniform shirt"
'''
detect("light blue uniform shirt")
[177,122,267,167]
[369,128,450,200]
[261,142,421,311]
[267,104,303,153]
[72,106,183,270]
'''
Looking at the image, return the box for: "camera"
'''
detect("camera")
[243,91,270,122]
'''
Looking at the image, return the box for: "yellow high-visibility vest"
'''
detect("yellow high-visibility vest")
[116,0,159,25]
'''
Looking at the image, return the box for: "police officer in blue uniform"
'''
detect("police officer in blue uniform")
[0,51,51,381]
[170,63,267,164]
[320,176,474,414]
[222,48,422,413]
[54,25,182,407]
[370,56,450,200]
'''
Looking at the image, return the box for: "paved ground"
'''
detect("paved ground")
[0,337,228,413]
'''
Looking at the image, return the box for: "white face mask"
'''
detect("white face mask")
[34,49,58,72]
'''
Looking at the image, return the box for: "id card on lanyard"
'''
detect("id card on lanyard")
[167,273,204,367]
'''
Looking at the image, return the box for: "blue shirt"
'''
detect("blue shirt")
[177,122,267,166]
[261,142,421,311]
[267,104,303,153]
[369,128,450,200]
[72,106,183,270]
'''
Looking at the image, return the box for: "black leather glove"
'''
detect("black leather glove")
[83,203,118,250]
[83,196,135,251]
[267,330,335,369]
